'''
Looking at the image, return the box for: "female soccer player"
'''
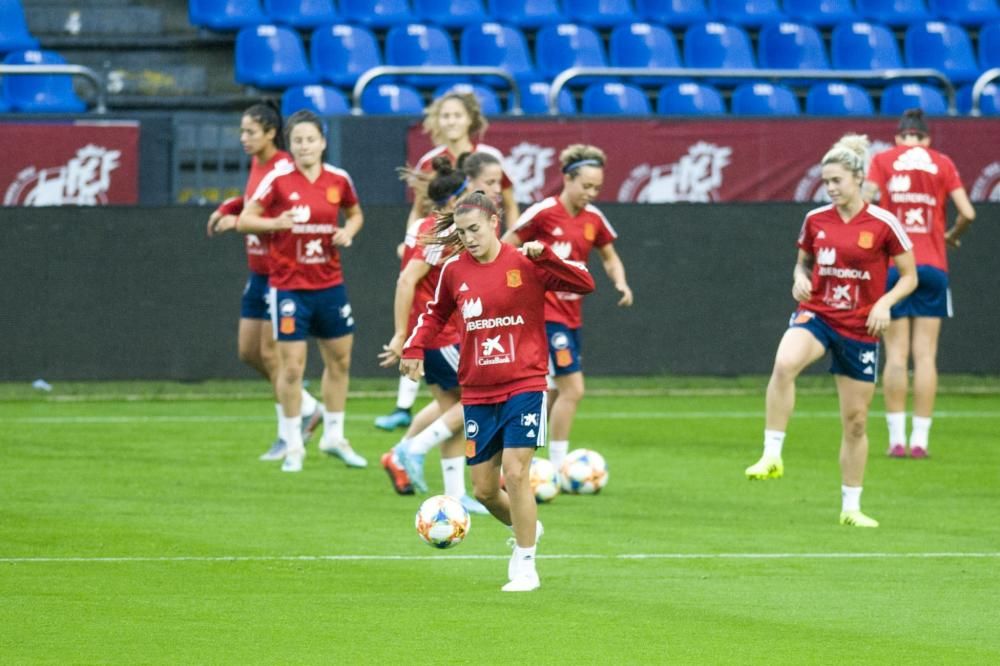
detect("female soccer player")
[237,110,366,473]
[205,102,322,460]
[864,109,977,459]
[502,144,633,473]
[745,134,917,528]
[400,191,595,592]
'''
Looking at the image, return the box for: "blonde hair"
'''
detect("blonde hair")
[821,133,870,176]
[422,92,488,145]
[559,144,607,176]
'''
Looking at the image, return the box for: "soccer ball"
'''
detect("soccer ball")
[560,449,609,494]
[529,457,561,503]
[415,495,471,549]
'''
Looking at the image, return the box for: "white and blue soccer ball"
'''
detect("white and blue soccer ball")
[415,495,471,549]
[560,449,609,495]
[530,457,561,503]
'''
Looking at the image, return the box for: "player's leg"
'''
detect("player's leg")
[381,397,443,495]
[470,449,509,524]
[396,384,459,493]
[549,371,583,472]
[374,376,420,431]
[909,317,942,457]
[501,446,540,592]
[882,317,911,458]
[275,339,308,472]
[315,333,366,467]
[835,374,878,527]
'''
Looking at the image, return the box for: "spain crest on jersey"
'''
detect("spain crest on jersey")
[584,223,596,241]
[326,187,341,204]
[857,231,874,249]
[506,269,522,288]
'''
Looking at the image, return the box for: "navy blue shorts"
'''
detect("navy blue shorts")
[887,265,952,319]
[788,310,879,383]
[546,322,582,376]
[424,344,459,391]
[270,284,354,341]
[240,271,271,320]
[463,391,546,466]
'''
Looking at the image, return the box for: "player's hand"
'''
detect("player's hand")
[378,335,405,368]
[400,358,424,381]
[273,210,296,230]
[792,275,812,302]
[945,228,962,249]
[396,241,405,259]
[332,227,353,247]
[520,241,545,259]
[866,301,892,337]
[207,212,236,237]
[616,283,634,307]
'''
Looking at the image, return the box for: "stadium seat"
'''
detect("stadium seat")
[880,82,949,115]
[905,22,981,84]
[263,0,337,28]
[535,24,607,79]
[831,21,903,70]
[359,82,424,114]
[731,82,800,115]
[683,22,755,70]
[432,82,503,114]
[981,22,1000,69]
[486,0,564,27]
[657,81,726,114]
[385,23,460,87]
[757,22,829,70]
[413,0,487,27]
[339,0,413,28]
[460,23,536,83]
[189,0,266,31]
[0,0,39,53]
[609,23,681,69]
[783,0,857,27]
[957,82,1000,115]
[311,24,381,88]
[0,94,9,112]
[634,0,708,27]
[2,50,87,113]
[282,84,350,116]
[928,0,1000,26]
[709,0,785,27]
[235,24,318,89]
[856,0,930,26]
[520,80,577,114]
[563,0,638,28]
[805,82,875,115]
[582,82,651,114]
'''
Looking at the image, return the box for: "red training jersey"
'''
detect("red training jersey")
[403,243,595,404]
[216,150,293,275]
[867,145,963,272]
[797,203,912,343]
[512,197,617,328]
[407,215,461,349]
[415,143,513,191]
[250,163,359,291]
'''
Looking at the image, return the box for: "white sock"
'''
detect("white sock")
[300,389,319,415]
[274,403,283,439]
[397,376,420,410]
[441,456,465,498]
[910,416,932,450]
[280,415,304,453]
[513,545,537,577]
[886,411,906,445]
[323,411,345,441]
[549,440,569,470]
[763,430,785,458]
[841,485,862,513]
[408,417,453,455]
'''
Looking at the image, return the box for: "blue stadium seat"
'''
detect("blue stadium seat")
[340,0,413,28]
[709,0,785,27]
[359,82,424,114]
[582,82,651,114]
[856,0,930,26]
[520,80,577,114]
[2,50,87,113]
[881,82,949,115]
[264,0,336,27]
[757,22,829,70]
[610,23,681,69]
[831,21,903,70]
[535,24,607,79]
[282,84,350,115]
[311,24,381,88]
[683,22,755,69]
[783,0,857,27]
[432,83,503,114]
[563,0,638,28]
[656,81,726,114]
[981,22,1000,69]
[486,0,564,27]
[731,82,800,115]
[928,0,1000,27]
[634,0,708,26]
[189,0,266,31]
[805,82,875,115]
[0,0,39,53]
[413,0,487,27]
[460,23,536,83]
[385,23,460,87]
[957,82,1000,115]
[0,94,9,112]
[905,22,980,84]
[235,24,318,89]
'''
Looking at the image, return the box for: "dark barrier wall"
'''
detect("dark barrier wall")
[3,204,998,380]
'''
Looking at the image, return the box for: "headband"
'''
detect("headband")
[562,158,603,174]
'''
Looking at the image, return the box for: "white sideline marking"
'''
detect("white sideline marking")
[2,552,999,564]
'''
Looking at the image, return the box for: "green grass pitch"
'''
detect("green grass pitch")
[2,378,999,664]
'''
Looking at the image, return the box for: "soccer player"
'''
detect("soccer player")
[864,109,977,459]
[237,110,366,473]
[502,144,633,473]
[401,191,595,592]
[744,134,917,528]
[205,102,322,460]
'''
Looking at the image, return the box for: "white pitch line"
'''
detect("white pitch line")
[2,552,999,564]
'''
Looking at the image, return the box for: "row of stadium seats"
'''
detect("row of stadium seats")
[189,0,1000,32]
[0,50,85,113]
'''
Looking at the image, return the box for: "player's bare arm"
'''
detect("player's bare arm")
[945,187,976,248]
[236,201,294,233]
[333,204,363,247]
[792,250,814,302]
[598,244,633,307]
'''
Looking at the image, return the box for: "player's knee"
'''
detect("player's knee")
[237,342,259,365]
[771,358,801,383]
[844,411,868,439]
